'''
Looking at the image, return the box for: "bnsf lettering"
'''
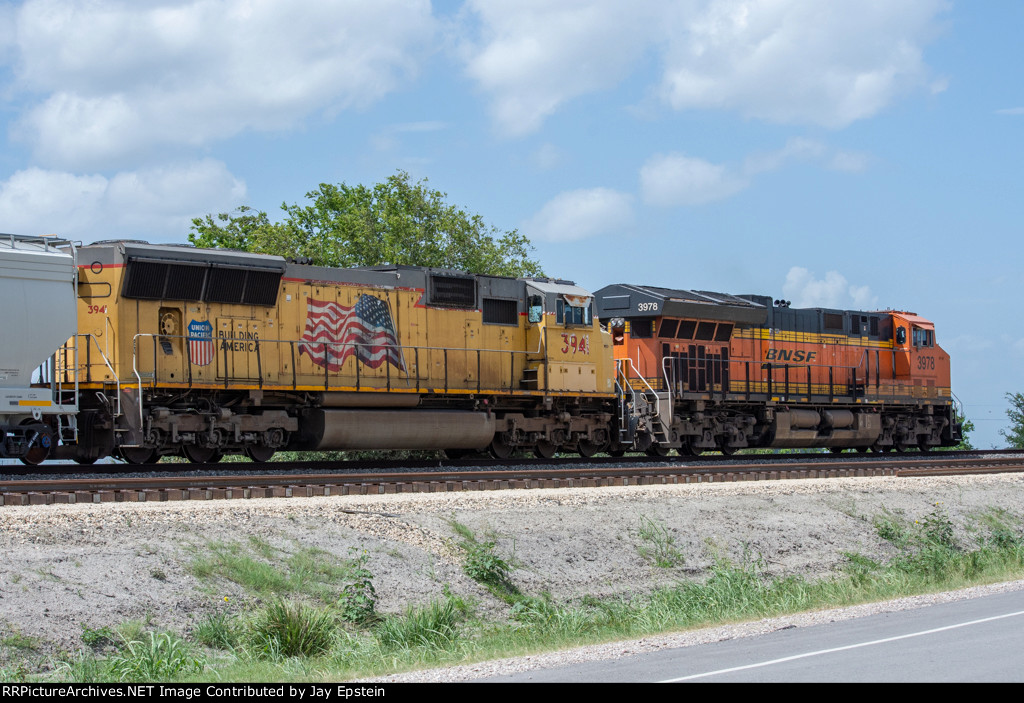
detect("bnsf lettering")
[764,349,817,363]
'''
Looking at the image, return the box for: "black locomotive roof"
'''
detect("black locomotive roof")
[81,240,287,271]
[594,284,768,325]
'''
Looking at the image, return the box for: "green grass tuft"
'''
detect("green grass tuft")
[246,600,337,660]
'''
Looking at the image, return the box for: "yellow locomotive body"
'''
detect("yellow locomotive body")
[65,241,616,463]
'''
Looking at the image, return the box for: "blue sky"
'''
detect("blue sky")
[0,0,1020,447]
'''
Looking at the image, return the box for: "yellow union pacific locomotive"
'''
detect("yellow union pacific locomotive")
[62,240,618,464]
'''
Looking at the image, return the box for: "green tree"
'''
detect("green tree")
[189,171,542,277]
[1001,392,1024,448]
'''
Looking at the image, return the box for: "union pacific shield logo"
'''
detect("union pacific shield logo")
[187,320,215,366]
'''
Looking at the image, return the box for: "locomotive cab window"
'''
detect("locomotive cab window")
[556,296,592,326]
[912,326,934,348]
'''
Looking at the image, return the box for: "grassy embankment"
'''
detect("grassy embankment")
[3,505,1023,682]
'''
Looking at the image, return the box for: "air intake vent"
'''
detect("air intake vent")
[164,264,206,300]
[205,268,246,304]
[122,257,282,306]
[430,275,476,308]
[482,298,518,325]
[123,260,169,299]
[245,270,282,307]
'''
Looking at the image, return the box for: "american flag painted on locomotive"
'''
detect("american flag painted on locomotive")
[299,295,406,372]
[187,319,215,366]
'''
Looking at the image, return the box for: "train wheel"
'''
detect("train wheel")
[720,444,737,456]
[74,456,98,465]
[677,440,700,457]
[893,443,909,453]
[19,422,53,466]
[645,445,670,457]
[533,440,558,459]
[120,446,156,464]
[443,448,472,460]
[830,447,845,454]
[182,444,218,463]
[917,441,932,453]
[245,445,275,463]
[577,439,603,458]
[606,448,626,457]
[857,447,869,453]
[489,434,514,460]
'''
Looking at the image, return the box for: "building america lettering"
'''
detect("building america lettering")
[218,329,260,353]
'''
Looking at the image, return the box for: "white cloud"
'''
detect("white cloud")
[9,0,436,169]
[640,152,747,206]
[781,267,878,310]
[0,160,245,241]
[461,0,947,135]
[659,0,947,128]
[996,107,1024,116]
[523,188,633,242]
[641,138,868,207]
[460,0,660,136]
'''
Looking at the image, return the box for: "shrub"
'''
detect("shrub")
[375,598,464,652]
[338,550,377,625]
[108,632,205,682]
[247,600,336,659]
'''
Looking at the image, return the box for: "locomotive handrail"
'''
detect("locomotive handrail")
[130,332,558,396]
[618,356,661,428]
[660,351,870,403]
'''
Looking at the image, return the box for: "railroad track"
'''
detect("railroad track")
[2,452,1023,506]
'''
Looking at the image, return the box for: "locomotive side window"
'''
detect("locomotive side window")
[631,319,653,338]
[896,326,907,345]
[528,295,543,323]
[658,319,679,338]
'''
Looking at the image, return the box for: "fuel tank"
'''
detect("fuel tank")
[296,409,496,451]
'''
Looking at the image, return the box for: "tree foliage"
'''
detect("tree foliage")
[1001,392,1024,449]
[189,171,543,277]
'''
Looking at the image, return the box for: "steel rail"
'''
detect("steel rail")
[3,453,1023,506]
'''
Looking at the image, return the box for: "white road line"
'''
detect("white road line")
[660,608,1024,682]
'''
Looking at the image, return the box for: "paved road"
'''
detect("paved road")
[482,589,1024,682]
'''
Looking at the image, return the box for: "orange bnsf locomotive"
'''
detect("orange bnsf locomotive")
[594,284,960,454]
[2,237,960,464]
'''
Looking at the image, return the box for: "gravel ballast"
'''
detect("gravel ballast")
[2,472,1023,680]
